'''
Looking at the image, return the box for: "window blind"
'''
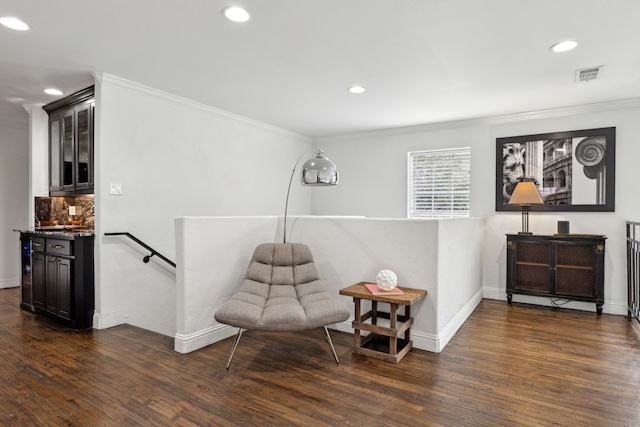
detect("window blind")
[408,148,471,218]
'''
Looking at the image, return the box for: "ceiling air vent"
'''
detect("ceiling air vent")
[575,66,602,82]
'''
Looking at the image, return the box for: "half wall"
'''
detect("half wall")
[175,216,484,354]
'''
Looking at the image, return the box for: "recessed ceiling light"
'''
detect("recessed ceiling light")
[44,88,64,96]
[550,40,578,53]
[0,16,29,31]
[348,86,366,94]
[222,7,250,23]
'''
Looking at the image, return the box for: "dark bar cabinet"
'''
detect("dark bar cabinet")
[20,231,95,329]
[506,234,606,315]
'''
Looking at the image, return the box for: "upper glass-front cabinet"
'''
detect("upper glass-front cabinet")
[44,86,94,196]
[61,110,74,190]
[49,119,61,190]
[75,104,92,190]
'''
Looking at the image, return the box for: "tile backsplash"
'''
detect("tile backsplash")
[35,195,94,228]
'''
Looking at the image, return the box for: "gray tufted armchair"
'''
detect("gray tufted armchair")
[214,243,350,369]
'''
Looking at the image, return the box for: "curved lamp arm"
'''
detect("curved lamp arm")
[283,149,338,243]
[283,149,314,243]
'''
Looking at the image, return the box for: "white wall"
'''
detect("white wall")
[437,219,484,332]
[175,216,484,354]
[26,109,48,196]
[315,100,640,315]
[0,122,29,288]
[484,108,639,312]
[94,74,312,336]
[293,216,484,351]
[25,106,49,225]
[175,216,280,352]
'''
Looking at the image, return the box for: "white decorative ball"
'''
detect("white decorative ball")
[376,269,398,291]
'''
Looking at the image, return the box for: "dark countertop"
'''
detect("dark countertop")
[14,228,95,237]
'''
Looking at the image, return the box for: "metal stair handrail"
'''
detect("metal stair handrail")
[627,221,640,322]
[104,232,176,268]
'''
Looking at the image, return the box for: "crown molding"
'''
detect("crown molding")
[42,86,94,114]
[93,72,310,142]
[315,98,640,143]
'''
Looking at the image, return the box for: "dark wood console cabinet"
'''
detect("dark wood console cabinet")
[506,234,606,315]
[21,232,94,329]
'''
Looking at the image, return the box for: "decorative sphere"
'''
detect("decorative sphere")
[376,269,398,291]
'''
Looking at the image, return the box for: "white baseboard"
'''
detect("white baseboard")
[411,330,440,353]
[437,288,483,351]
[0,278,19,289]
[174,324,237,354]
[332,318,443,352]
[173,292,485,355]
[411,288,484,353]
[483,286,628,316]
[92,312,126,330]
[174,320,353,354]
[483,286,505,301]
[330,319,354,335]
[604,300,630,315]
[171,284,629,356]
[92,313,102,329]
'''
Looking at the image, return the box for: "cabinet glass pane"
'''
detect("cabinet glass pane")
[557,244,594,267]
[62,115,74,186]
[77,108,89,185]
[515,264,549,292]
[50,119,60,188]
[556,267,595,297]
[516,243,549,265]
[20,238,32,307]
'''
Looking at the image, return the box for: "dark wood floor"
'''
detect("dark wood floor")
[1,287,639,426]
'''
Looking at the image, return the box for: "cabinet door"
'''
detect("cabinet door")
[513,241,552,293]
[44,256,73,319]
[75,104,92,190]
[49,115,62,192]
[555,243,596,297]
[56,258,72,320]
[20,237,33,308]
[61,110,75,191]
[45,256,58,314]
[32,252,46,310]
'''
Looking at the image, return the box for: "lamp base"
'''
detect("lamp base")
[520,206,531,235]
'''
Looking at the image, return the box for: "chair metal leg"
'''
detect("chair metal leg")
[324,326,340,364]
[226,328,244,370]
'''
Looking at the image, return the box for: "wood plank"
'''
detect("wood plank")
[352,317,413,337]
[340,282,427,305]
[1,287,639,426]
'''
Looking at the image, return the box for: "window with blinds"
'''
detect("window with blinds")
[408,148,471,218]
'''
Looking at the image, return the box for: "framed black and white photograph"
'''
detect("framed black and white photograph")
[496,127,615,212]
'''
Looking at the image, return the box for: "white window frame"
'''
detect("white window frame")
[407,147,471,219]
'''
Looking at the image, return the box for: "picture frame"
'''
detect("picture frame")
[496,127,615,212]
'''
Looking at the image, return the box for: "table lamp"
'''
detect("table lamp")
[508,181,544,234]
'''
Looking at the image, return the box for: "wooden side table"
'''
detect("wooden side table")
[339,282,427,363]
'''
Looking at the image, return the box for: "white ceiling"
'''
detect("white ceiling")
[1,0,639,138]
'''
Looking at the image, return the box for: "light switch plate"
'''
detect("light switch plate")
[110,182,123,195]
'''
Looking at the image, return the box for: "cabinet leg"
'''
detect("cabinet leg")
[596,303,603,316]
[354,298,362,348]
[507,294,512,305]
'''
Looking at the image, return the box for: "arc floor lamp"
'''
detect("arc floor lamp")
[283,149,339,243]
